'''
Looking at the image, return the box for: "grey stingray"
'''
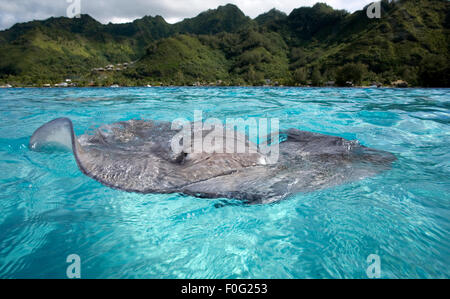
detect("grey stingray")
[29,118,396,203]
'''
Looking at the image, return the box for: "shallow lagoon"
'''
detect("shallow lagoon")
[0,87,448,278]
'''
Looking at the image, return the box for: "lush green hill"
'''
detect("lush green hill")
[174,4,256,35]
[0,0,448,87]
[124,34,230,85]
[254,9,287,26]
[0,15,141,84]
[283,0,450,86]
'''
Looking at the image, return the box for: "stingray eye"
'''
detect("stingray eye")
[171,151,189,164]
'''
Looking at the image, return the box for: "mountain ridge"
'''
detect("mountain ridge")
[0,0,448,87]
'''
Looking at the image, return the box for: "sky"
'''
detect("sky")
[0,0,374,30]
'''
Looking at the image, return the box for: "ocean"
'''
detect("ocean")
[0,87,448,278]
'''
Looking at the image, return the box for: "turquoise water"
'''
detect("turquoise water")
[0,87,448,278]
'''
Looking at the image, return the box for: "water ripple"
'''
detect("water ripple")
[0,87,448,278]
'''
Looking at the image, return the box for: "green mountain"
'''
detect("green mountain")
[254,8,287,26]
[174,4,255,35]
[0,0,448,87]
[285,3,349,43]
[283,0,450,87]
[0,15,139,83]
[126,34,230,84]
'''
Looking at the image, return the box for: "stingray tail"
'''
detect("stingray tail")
[29,117,85,161]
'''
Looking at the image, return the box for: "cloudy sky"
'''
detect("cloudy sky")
[0,0,373,30]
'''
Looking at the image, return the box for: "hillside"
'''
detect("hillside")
[0,0,448,87]
[284,0,450,86]
[125,34,230,84]
[174,4,255,35]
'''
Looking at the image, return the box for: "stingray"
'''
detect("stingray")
[29,118,396,204]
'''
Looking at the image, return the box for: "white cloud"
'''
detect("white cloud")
[0,0,374,30]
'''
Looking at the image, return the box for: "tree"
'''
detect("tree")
[418,55,450,87]
[336,63,367,86]
[293,68,307,84]
[311,68,323,86]
[245,66,263,85]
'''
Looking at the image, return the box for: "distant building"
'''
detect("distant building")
[370,82,382,88]
[391,80,408,88]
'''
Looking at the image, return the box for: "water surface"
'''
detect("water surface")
[0,87,448,278]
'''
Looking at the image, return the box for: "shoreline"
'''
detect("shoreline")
[0,85,447,89]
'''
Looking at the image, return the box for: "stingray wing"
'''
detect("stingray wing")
[29,118,266,195]
[29,118,187,193]
[180,129,397,203]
